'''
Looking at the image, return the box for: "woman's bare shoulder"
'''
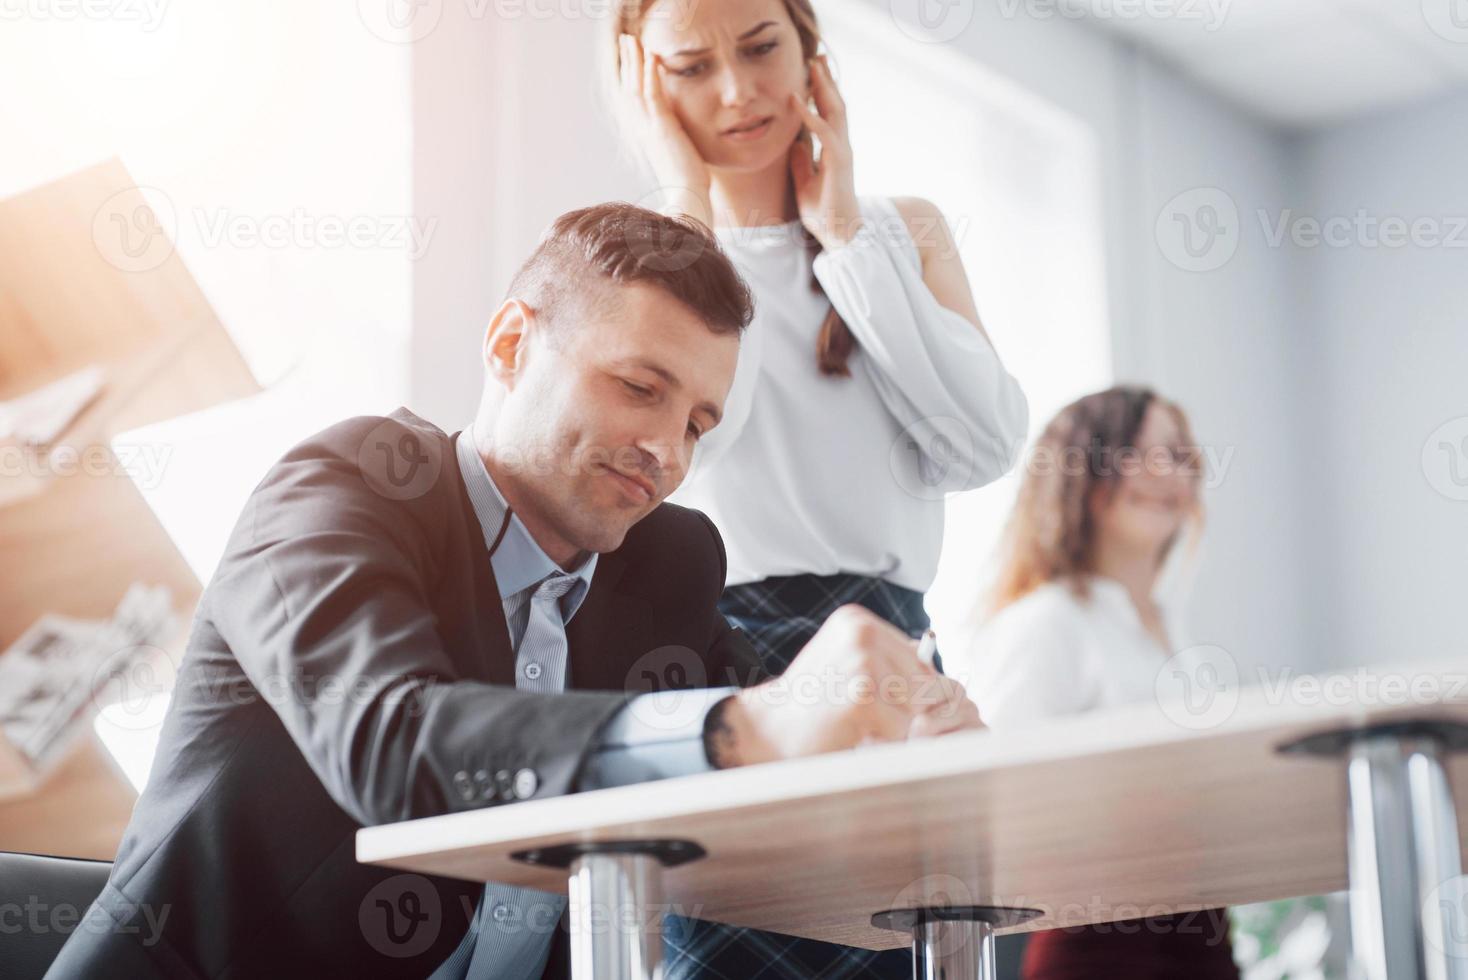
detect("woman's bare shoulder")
[885,195,954,266]
[888,195,943,223]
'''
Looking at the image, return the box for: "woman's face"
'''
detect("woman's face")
[639,0,810,178]
[1092,402,1200,554]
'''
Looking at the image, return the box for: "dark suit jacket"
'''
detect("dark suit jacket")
[48,408,768,979]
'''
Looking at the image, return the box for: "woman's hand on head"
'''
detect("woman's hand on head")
[618,32,714,228]
[790,55,863,251]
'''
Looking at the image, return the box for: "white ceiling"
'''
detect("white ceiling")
[1073,0,1468,129]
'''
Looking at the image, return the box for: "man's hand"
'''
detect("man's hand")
[705,605,986,769]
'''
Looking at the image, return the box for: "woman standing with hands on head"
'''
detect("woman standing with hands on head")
[608,1,1029,975]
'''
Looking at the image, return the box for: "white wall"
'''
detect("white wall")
[1291,89,1468,668]
[408,5,502,431]
[408,6,646,428]
[1124,53,1311,672]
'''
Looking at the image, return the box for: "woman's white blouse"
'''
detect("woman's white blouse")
[949,577,1192,727]
[669,195,1029,592]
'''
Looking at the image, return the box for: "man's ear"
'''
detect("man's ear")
[484,298,536,389]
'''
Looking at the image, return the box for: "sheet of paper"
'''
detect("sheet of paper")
[0,583,175,782]
[0,364,106,445]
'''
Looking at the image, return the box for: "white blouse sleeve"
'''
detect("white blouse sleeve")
[950,595,1100,728]
[812,198,1029,491]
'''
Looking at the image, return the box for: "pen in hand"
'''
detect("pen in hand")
[916,629,938,671]
[912,628,981,735]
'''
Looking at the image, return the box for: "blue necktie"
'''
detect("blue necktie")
[433,573,579,980]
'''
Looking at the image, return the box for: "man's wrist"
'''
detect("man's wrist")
[702,694,742,769]
[703,688,779,769]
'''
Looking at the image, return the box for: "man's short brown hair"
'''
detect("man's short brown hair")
[507,203,754,337]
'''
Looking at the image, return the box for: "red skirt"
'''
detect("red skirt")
[1022,909,1238,980]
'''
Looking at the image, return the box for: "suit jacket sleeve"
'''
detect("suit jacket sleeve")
[572,511,772,791]
[206,417,632,827]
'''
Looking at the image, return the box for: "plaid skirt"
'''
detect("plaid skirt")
[662,572,937,980]
[716,571,942,677]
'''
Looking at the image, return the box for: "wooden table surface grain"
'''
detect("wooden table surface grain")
[358,659,1468,951]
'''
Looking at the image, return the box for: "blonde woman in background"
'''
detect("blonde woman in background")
[949,385,1239,979]
[603,0,1029,976]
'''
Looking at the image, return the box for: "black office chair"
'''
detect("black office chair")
[0,851,113,980]
[0,848,1024,979]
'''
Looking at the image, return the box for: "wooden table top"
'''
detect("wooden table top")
[358,659,1468,951]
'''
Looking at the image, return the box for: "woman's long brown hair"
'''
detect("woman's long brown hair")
[986,385,1204,615]
[608,0,859,376]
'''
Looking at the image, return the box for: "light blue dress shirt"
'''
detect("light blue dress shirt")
[431,426,738,979]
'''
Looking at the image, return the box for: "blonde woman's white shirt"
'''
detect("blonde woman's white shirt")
[951,576,1199,727]
[670,196,1029,592]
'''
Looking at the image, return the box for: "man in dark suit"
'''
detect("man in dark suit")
[48,203,980,979]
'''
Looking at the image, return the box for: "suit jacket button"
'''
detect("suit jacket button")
[473,769,494,801]
[494,769,513,800]
[513,768,538,800]
[453,771,474,801]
